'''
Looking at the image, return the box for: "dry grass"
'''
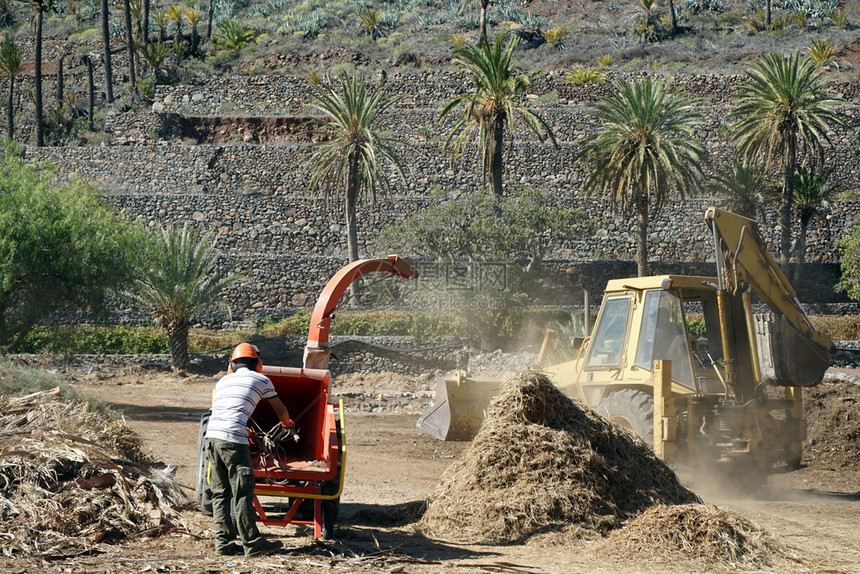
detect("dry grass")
[418,371,699,544]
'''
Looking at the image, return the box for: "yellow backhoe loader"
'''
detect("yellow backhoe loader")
[417,208,833,474]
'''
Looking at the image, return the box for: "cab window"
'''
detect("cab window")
[584,296,630,368]
[633,290,695,389]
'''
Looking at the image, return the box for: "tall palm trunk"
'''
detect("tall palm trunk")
[6,73,14,138]
[167,320,190,369]
[667,0,677,34]
[101,0,114,102]
[780,134,797,276]
[478,0,488,45]
[346,153,361,303]
[123,0,136,91]
[636,190,649,277]
[206,0,214,40]
[794,214,812,282]
[490,117,504,196]
[86,55,94,130]
[34,2,43,146]
[142,0,150,45]
[56,52,63,103]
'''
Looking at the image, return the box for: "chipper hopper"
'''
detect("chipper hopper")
[196,256,419,539]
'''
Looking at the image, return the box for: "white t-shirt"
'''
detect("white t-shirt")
[204,367,278,445]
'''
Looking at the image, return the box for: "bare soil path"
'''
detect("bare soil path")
[5,366,859,573]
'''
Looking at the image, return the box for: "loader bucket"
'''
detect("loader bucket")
[417,370,504,441]
[755,314,831,387]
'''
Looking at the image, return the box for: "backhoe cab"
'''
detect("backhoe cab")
[418,209,833,477]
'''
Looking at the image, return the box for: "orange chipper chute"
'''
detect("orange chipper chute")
[303,255,419,370]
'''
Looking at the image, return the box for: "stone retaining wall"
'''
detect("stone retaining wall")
[23,69,860,325]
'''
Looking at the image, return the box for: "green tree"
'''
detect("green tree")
[729,51,845,275]
[838,227,860,302]
[577,77,707,277]
[377,188,596,349]
[707,158,767,223]
[121,223,238,370]
[440,36,557,197]
[0,142,142,349]
[793,166,833,280]
[304,71,406,266]
[0,36,23,139]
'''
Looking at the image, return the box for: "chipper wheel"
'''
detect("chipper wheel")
[598,389,654,446]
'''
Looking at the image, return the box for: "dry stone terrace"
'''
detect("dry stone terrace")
[22,69,860,325]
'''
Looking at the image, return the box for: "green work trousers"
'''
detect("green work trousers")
[205,438,265,552]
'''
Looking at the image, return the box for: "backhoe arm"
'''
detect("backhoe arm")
[704,207,832,353]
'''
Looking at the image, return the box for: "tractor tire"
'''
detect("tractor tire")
[597,389,654,446]
[195,410,214,516]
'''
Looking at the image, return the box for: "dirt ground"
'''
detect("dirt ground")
[4,364,860,574]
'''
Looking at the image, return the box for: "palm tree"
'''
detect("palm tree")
[185,8,201,54]
[577,77,707,277]
[122,223,238,370]
[707,158,767,223]
[439,35,557,197]
[304,71,407,268]
[729,51,845,275]
[793,166,833,280]
[0,36,23,139]
[136,41,171,82]
[167,5,184,46]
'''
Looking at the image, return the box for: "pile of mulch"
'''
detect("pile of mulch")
[590,504,797,568]
[803,374,860,469]
[418,372,700,544]
[0,388,190,557]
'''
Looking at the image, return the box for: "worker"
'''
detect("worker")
[204,343,295,556]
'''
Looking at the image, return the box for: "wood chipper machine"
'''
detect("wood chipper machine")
[196,255,419,539]
[417,209,834,482]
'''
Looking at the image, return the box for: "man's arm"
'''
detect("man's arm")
[267,396,293,428]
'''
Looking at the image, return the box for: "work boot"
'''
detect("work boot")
[245,539,283,557]
[215,541,243,556]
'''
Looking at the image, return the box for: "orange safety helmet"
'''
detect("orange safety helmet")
[229,343,262,373]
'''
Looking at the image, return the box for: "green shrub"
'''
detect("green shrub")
[20,325,169,354]
[268,309,467,342]
[394,43,415,65]
[563,65,607,84]
[69,26,102,42]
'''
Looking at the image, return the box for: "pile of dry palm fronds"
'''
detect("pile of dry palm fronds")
[0,387,189,557]
[593,504,795,567]
[419,372,700,544]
